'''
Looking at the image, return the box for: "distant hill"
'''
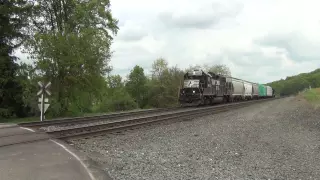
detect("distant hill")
[266,68,320,96]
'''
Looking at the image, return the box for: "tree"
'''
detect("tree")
[267,68,320,96]
[163,66,185,105]
[0,0,32,118]
[151,58,168,79]
[125,65,147,108]
[147,58,168,107]
[205,64,231,76]
[97,75,137,112]
[147,59,185,108]
[15,62,39,117]
[25,0,119,116]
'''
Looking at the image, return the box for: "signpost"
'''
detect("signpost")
[37,81,51,121]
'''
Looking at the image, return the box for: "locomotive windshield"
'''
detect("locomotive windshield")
[184,70,206,80]
[183,70,208,88]
[185,75,201,80]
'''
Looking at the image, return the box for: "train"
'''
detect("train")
[178,69,275,107]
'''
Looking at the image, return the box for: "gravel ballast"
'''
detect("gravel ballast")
[70,97,320,180]
[39,108,193,132]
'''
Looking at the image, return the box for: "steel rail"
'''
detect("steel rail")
[18,107,183,128]
[49,98,278,139]
[19,97,281,129]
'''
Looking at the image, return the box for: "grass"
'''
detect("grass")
[1,116,39,124]
[1,107,149,124]
[0,112,110,124]
[302,88,320,108]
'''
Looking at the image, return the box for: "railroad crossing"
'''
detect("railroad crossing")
[37,81,51,121]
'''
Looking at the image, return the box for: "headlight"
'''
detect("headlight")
[193,90,195,93]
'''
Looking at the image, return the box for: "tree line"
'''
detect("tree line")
[267,68,320,96]
[0,0,232,120]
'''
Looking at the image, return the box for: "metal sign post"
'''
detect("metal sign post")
[37,81,51,121]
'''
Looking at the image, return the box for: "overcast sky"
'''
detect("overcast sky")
[16,0,320,83]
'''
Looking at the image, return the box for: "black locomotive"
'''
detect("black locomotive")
[178,69,274,107]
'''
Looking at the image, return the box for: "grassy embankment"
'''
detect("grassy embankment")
[0,108,147,124]
[0,112,112,124]
[1,116,38,124]
[302,88,320,108]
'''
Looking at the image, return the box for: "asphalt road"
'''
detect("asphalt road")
[0,126,111,180]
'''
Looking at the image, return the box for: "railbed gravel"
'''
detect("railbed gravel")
[39,109,192,132]
[69,96,320,180]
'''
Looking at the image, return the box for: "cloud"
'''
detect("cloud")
[15,0,320,84]
[110,41,163,77]
[158,1,243,29]
[116,21,149,41]
[255,32,320,62]
[200,48,280,83]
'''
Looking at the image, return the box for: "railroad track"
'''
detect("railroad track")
[43,97,279,140]
[18,107,184,129]
[14,97,281,144]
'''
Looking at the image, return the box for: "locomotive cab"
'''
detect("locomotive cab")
[179,69,212,106]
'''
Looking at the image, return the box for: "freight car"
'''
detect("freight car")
[266,86,273,97]
[252,83,259,99]
[178,69,275,107]
[258,84,267,98]
[226,77,255,101]
[226,77,244,102]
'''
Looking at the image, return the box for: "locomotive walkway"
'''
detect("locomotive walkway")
[0,124,110,180]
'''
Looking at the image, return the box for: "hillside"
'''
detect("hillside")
[267,68,320,96]
[303,88,320,108]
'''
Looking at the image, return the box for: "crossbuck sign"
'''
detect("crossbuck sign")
[37,81,51,121]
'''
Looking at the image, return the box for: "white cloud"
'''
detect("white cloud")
[116,21,149,41]
[16,0,320,84]
[256,32,320,62]
[158,1,243,29]
[108,0,320,83]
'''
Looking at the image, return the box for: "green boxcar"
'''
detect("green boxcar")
[258,84,266,97]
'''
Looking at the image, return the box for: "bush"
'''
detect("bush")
[98,89,138,112]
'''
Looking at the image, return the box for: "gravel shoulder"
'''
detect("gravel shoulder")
[69,97,320,180]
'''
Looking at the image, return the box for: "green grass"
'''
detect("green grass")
[1,113,107,124]
[1,116,39,124]
[1,107,149,124]
[303,88,320,108]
